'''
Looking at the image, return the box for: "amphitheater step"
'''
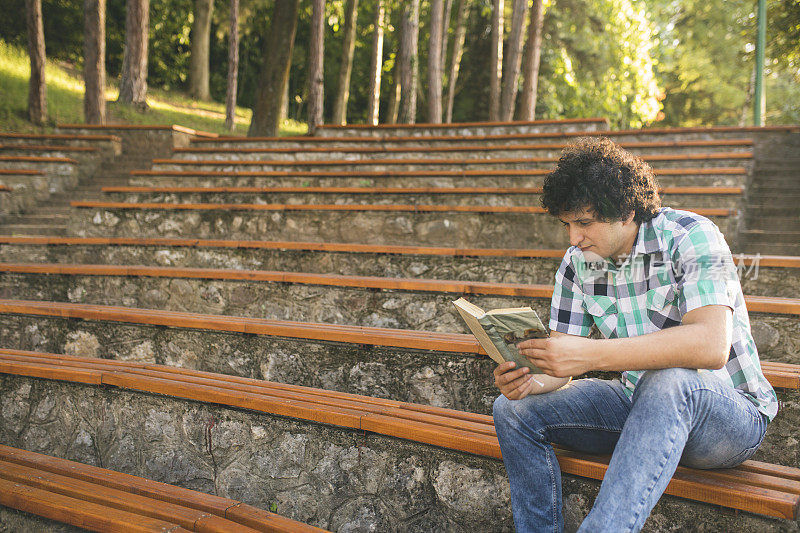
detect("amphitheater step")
[0,352,798,532]
[128,167,750,189]
[66,203,739,249]
[0,225,67,236]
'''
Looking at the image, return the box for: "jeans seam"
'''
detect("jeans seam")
[546,450,558,533]
[624,387,692,532]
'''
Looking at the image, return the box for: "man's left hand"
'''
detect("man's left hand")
[517,335,596,377]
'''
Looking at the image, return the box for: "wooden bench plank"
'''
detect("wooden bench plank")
[1,352,798,520]
[0,236,793,268]
[0,476,189,532]
[0,132,121,142]
[0,460,255,533]
[0,156,78,164]
[102,185,745,196]
[151,153,753,167]
[0,144,98,153]
[68,201,737,217]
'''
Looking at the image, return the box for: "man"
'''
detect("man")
[492,137,777,532]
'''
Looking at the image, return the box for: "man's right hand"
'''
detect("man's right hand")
[494,361,537,400]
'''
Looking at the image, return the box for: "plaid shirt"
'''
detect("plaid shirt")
[549,207,778,420]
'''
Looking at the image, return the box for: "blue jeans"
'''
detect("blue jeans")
[493,368,769,533]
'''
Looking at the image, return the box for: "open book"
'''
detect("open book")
[453,298,570,394]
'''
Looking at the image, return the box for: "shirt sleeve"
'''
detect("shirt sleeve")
[550,253,594,336]
[672,219,738,316]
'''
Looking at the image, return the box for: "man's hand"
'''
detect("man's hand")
[517,334,596,377]
[493,361,540,400]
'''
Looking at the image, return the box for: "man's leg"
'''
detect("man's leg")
[578,368,769,533]
[493,378,632,533]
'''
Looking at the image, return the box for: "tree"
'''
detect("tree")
[428,0,444,123]
[488,0,504,121]
[397,0,420,123]
[25,0,46,124]
[332,0,359,125]
[499,0,530,121]
[83,0,106,124]
[307,0,325,133]
[189,0,214,100]
[118,0,149,109]
[440,0,454,74]
[224,0,239,131]
[248,0,300,136]
[518,0,545,120]
[444,0,470,122]
[366,0,385,126]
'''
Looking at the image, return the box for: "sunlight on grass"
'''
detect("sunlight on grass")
[0,40,306,136]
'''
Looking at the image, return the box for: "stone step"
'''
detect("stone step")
[315,117,610,137]
[98,187,743,210]
[0,225,67,236]
[3,367,795,532]
[0,305,797,474]
[0,266,795,360]
[741,229,800,245]
[0,132,122,152]
[0,237,789,296]
[66,204,739,250]
[745,206,800,217]
[149,153,753,174]
[195,125,798,148]
[0,214,69,225]
[172,141,754,163]
[128,167,750,189]
[739,242,800,256]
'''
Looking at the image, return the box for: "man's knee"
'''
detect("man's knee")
[632,368,704,402]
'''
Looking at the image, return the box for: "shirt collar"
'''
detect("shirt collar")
[631,208,668,257]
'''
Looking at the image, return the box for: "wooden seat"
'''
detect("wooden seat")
[0,236,794,268]
[101,185,745,196]
[0,132,121,143]
[174,139,754,155]
[68,200,737,218]
[0,185,10,192]
[0,299,797,382]
[151,153,753,167]
[0,443,327,532]
[0,349,798,521]
[0,156,78,165]
[0,144,98,153]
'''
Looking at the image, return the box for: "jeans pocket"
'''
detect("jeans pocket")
[714,431,766,469]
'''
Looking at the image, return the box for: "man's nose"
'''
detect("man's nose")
[568,225,583,246]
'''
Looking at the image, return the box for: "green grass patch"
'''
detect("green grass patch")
[0,40,307,136]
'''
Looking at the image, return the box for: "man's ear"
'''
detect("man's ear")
[622,211,636,225]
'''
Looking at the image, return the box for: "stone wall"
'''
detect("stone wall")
[0,374,795,532]
[68,209,738,249]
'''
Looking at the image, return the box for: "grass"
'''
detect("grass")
[0,40,308,136]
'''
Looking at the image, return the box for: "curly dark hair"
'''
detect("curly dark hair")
[541,137,661,223]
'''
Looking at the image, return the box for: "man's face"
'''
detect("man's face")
[558,207,637,262]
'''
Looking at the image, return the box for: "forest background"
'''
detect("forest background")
[1,0,798,135]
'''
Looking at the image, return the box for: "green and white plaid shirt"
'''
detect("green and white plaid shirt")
[549,207,778,420]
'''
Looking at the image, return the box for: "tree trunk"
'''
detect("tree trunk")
[25,0,46,124]
[440,0,453,74]
[517,0,544,120]
[189,0,214,100]
[488,0,503,121]
[307,0,325,133]
[224,0,239,131]
[499,0,528,121]
[444,0,469,123]
[427,0,443,123]
[248,0,300,136]
[118,0,149,109]
[83,0,106,124]
[280,76,290,121]
[397,0,420,124]
[366,0,384,126]
[332,0,358,125]
[387,77,400,124]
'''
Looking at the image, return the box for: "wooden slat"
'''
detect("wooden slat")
[130,166,747,178]
[56,123,218,137]
[151,152,752,167]
[1,352,798,520]
[101,185,744,196]
[0,185,10,191]
[0,477,189,532]
[316,117,610,129]
[0,236,794,267]
[0,155,78,164]
[0,132,121,142]
[174,139,753,155]
[0,169,44,176]
[0,460,255,533]
[68,201,736,217]
[0,144,97,153]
